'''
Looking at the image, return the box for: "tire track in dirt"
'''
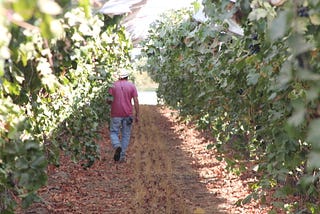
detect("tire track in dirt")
[129,105,228,213]
[130,105,188,213]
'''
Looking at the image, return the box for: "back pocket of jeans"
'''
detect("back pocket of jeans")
[127,117,133,125]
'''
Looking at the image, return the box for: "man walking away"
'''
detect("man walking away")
[107,68,139,162]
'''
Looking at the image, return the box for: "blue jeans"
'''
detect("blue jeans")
[110,116,133,159]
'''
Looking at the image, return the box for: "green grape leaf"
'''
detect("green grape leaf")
[246,72,260,85]
[307,119,320,145]
[268,11,288,41]
[248,8,268,21]
[310,13,320,25]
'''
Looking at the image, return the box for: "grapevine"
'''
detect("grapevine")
[0,1,132,212]
[140,0,320,212]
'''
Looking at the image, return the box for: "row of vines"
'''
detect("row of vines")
[0,0,132,212]
[140,0,320,212]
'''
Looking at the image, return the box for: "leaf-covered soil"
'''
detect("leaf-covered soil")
[19,105,275,213]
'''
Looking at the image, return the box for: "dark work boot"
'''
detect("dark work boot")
[114,147,122,161]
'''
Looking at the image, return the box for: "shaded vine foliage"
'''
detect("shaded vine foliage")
[140,0,320,212]
[0,1,132,212]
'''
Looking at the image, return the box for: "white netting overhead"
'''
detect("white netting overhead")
[98,0,194,44]
[98,0,146,17]
[97,0,243,45]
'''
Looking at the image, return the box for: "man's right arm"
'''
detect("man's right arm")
[107,87,113,105]
[106,97,113,105]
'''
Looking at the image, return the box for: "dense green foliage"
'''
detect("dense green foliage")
[0,0,132,212]
[140,0,320,212]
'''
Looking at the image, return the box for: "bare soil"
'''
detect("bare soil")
[19,105,273,214]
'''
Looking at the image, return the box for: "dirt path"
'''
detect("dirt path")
[20,105,271,213]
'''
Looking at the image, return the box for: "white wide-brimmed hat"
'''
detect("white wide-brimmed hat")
[118,68,130,78]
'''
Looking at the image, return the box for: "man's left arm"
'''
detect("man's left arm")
[133,96,139,122]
